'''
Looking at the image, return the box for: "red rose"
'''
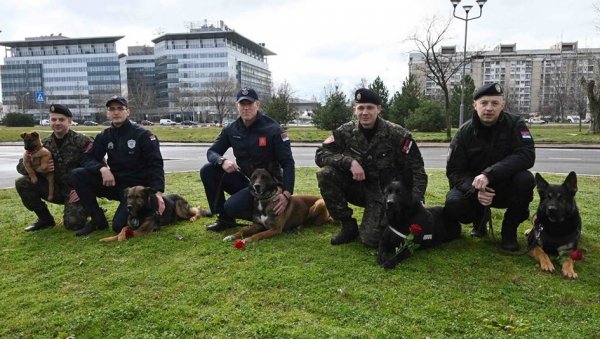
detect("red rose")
[233,239,245,249]
[570,249,583,261]
[409,224,423,235]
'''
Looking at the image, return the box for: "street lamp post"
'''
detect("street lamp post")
[451,0,487,126]
[21,92,31,114]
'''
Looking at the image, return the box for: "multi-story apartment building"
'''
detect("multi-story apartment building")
[0,34,123,120]
[409,42,600,119]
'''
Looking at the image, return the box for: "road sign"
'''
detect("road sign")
[35,91,45,104]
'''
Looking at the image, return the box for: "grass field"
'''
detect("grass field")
[1,123,600,143]
[1,169,599,338]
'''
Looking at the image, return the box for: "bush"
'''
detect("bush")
[3,113,36,127]
[405,100,445,132]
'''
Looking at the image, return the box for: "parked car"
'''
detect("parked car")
[83,121,98,126]
[141,120,154,126]
[181,120,197,126]
[160,119,176,126]
[71,121,79,126]
[102,120,112,126]
[40,119,50,126]
[527,118,547,124]
[566,115,580,123]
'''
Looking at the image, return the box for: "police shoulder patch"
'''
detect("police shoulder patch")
[323,135,335,144]
[280,132,289,142]
[520,130,532,141]
[149,134,157,141]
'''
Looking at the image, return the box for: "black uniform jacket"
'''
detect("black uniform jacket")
[206,112,295,194]
[82,119,165,192]
[447,111,535,193]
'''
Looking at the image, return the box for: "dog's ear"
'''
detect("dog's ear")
[535,173,548,194]
[563,171,578,195]
[20,132,26,139]
[145,187,158,209]
[123,187,130,200]
[32,131,39,138]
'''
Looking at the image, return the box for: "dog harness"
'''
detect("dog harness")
[527,217,580,255]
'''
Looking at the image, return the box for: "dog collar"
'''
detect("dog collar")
[387,225,408,239]
[25,145,43,155]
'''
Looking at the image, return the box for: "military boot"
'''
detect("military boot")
[76,208,108,237]
[470,207,490,238]
[500,220,520,252]
[331,218,359,245]
[24,206,56,232]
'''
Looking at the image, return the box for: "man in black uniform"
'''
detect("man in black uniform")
[444,83,536,251]
[70,96,165,236]
[16,104,92,232]
[315,88,428,248]
[201,87,295,231]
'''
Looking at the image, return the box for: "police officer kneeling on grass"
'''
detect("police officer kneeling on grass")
[70,96,166,236]
[200,87,295,231]
[315,88,428,248]
[444,83,536,252]
[16,104,92,232]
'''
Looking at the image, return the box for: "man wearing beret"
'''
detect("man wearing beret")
[70,96,165,236]
[16,104,92,232]
[444,82,536,251]
[315,88,428,248]
[201,87,295,231]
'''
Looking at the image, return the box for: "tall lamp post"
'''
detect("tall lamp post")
[21,92,31,114]
[451,0,487,126]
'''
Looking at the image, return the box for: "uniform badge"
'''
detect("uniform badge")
[149,134,156,141]
[356,93,362,101]
[494,83,502,93]
[323,135,335,144]
[280,132,289,142]
[127,139,136,149]
[520,130,532,140]
[107,142,114,150]
[401,138,413,154]
[258,136,267,147]
[84,142,93,153]
[242,88,249,95]
[50,105,55,112]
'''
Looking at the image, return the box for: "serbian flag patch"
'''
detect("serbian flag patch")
[323,135,335,144]
[520,131,532,140]
[149,134,157,141]
[84,142,93,153]
[258,136,267,147]
[281,132,289,142]
[401,138,413,154]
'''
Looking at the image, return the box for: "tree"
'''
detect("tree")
[312,84,353,131]
[127,72,155,120]
[202,77,239,124]
[449,75,475,126]
[368,76,390,119]
[582,79,600,134]
[388,74,423,125]
[405,100,445,132]
[171,87,196,121]
[262,81,295,126]
[408,16,466,140]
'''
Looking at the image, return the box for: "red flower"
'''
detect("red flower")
[570,249,583,261]
[233,239,245,250]
[409,224,423,235]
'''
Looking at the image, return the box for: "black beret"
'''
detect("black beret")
[354,88,382,105]
[473,83,503,100]
[49,104,72,117]
[236,87,259,103]
[106,95,128,107]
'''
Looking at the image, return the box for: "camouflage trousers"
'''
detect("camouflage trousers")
[15,175,87,230]
[316,166,385,248]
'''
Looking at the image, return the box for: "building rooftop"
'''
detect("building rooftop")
[0,35,124,48]
[152,30,275,56]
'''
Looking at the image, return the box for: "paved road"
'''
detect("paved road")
[1,143,599,189]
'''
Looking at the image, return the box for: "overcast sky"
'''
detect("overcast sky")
[1,0,599,101]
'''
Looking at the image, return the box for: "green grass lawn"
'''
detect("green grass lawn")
[1,169,599,337]
[1,123,599,143]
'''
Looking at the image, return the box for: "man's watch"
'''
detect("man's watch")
[216,157,226,167]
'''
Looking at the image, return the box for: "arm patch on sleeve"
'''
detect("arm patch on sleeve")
[323,135,335,144]
[401,138,413,154]
[280,132,289,142]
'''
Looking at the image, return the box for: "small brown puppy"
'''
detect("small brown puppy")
[100,186,211,242]
[21,131,55,201]
[223,168,332,245]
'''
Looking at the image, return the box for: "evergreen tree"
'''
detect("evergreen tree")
[368,76,390,119]
[262,81,295,126]
[312,86,353,131]
[388,74,423,125]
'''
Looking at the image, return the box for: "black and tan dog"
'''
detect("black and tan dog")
[377,179,461,269]
[525,172,582,279]
[100,186,211,242]
[223,168,332,244]
[21,131,55,201]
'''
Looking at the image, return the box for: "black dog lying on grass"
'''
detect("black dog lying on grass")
[377,180,461,269]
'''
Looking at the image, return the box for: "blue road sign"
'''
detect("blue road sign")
[35,91,45,104]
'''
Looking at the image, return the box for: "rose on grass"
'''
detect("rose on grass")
[409,224,423,235]
[233,239,245,249]
[570,249,583,261]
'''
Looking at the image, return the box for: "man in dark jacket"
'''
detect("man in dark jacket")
[444,83,536,251]
[315,88,427,248]
[16,104,92,232]
[70,96,165,236]
[200,88,295,231]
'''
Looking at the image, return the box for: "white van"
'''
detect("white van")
[40,119,50,126]
[160,119,176,126]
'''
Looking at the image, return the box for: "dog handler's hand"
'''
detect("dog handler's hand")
[273,193,289,215]
[39,159,55,173]
[477,188,495,206]
[100,167,116,186]
[350,160,365,181]
[155,192,165,215]
[222,159,240,174]
[68,189,80,203]
[472,174,490,192]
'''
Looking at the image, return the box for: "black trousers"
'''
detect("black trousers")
[199,163,253,221]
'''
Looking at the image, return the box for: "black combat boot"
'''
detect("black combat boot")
[24,206,56,232]
[206,215,237,232]
[76,208,108,237]
[470,208,490,238]
[500,222,520,252]
[330,218,359,245]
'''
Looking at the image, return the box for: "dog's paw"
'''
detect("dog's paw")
[223,235,236,242]
[562,269,578,279]
[539,258,556,273]
[562,260,578,279]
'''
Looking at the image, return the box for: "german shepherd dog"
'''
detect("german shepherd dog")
[100,186,211,242]
[377,179,461,269]
[21,131,55,201]
[525,172,582,279]
[223,168,332,244]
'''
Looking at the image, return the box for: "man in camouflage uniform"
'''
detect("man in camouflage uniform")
[315,88,428,248]
[16,104,92,232]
